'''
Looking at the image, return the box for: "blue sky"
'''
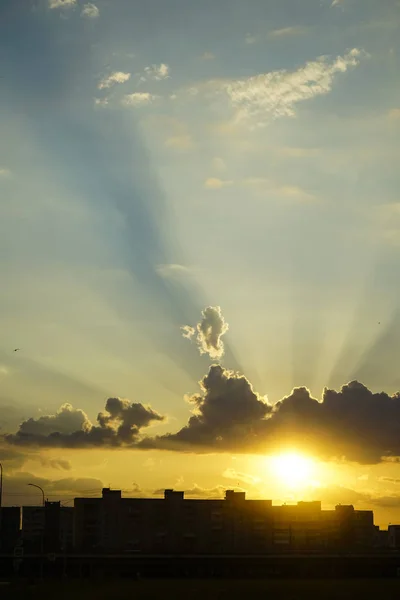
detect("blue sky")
[1,0,400,517]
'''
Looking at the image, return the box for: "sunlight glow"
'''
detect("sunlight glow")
[269,452,314,489]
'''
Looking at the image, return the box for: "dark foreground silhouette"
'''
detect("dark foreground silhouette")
[2,578,400,600]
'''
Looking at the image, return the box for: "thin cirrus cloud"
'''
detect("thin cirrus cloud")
[268,26,307,38]
[204,177,233,189]
[204,177,316,202]
[81,3,99,18]
[122,92,155,107]
[98,71,131,89]
[156,264,191,278]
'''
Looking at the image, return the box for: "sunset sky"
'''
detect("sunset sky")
[1,0,400,527]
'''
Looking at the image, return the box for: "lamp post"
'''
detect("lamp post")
[27,483,45,567]
[0,462,3,509]
[27,483,45,506]
[0,463,3,550]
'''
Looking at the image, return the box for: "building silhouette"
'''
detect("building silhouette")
[22,502,73,553]
[73,488,375,554]
[0,506,21,552]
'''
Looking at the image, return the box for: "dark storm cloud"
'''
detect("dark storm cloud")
[4,365,400,463]
[139,366,400,464]
[6,398,164,448]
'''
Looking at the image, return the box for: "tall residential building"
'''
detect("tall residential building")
[22,502,73,553]
[0,507,21,552]
[74,488,375,554]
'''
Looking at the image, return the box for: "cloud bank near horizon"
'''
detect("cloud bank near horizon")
[5,363,400,464]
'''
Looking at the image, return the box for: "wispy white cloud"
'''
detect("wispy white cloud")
[98,71,131,90]
[156,264,191,278]
[94,97,109,107]
[204,177,233,190]
[268,26,306,38]
[222,468,261,486]
[122,92,155,107]
[222,48,366,125]
[142,63,170,81]
[48,0,76,8]
[81,3,99,18]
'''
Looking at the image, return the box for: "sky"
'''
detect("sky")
[1,0,400,527]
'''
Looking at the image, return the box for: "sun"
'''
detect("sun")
[269,452,314,489]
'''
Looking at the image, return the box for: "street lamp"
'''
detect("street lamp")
[0,462,3,509]
[0,463,3,549]
[27,483,45,506]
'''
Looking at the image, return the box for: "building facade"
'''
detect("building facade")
[22,502,73,553]
[0,507,21,552]
[74,489,375,555]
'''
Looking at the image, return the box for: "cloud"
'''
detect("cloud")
[48,0,76,8]
[181,325,195,340]
[268,26,306,38]
[39,457,72,470]
[182,307,229,359]
[139,367,400,464]
[221,48,365,125]
[222,468,261,486]
[156,264,191,278]
[94,97,109,107]
[81,3,99,18]
[142,63,170,81]
[276,185,316,203]
[165,135,193,150]
[122,93,155,107]
[142,364,270,450]
[388,108,400,120]
[1,472,103,506]
[201,52,215,60]
[204,176,315,201]
[6,398,164,448]
[0,168,11,178]
[380,477,400,484]
[204,177,233,189]
[98,72,131,90]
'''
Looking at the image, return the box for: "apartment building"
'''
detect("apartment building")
[74,488,375,554]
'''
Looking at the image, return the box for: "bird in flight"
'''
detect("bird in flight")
[13,348,21,352]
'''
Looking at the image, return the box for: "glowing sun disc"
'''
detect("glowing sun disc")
[269,452,314,489]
